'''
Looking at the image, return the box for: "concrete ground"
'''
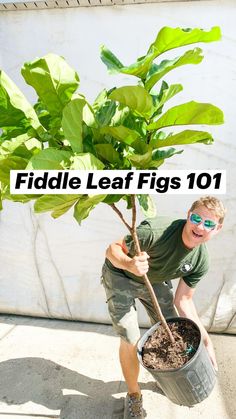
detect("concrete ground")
[0,315,235,419]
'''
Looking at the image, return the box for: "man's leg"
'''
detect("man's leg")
[101,264,141,385]
[119,338,144,419]
[119,338,141,395]
[101,264,144,417]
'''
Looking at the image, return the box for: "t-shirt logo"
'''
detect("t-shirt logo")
[180,262,193,273]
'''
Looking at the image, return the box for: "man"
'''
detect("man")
[101,196,226,419]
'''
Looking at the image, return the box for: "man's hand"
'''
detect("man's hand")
[175,279,218,372]
[127,252,150,277]
[106,239,150,274]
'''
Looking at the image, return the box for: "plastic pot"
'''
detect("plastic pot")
[137,317,217,406]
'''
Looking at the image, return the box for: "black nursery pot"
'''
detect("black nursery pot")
[137,317,217,407]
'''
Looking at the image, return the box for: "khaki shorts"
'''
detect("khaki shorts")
[101,262,178,345]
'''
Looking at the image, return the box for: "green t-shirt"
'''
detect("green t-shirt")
[106,217,209,288]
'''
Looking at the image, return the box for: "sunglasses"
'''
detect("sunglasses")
[189,212,218,231]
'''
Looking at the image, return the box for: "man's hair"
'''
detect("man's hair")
[190,196,226,224]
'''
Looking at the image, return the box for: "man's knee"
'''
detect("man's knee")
[119,338,139,360]
[108,305,140,344]
[120,337,138,349]
[114,318,140,345]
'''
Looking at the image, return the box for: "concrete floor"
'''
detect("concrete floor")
[0,315,235,419]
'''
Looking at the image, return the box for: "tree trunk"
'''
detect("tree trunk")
[110,195,175,344]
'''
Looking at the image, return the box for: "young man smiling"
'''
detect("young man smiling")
[102,196,226,419]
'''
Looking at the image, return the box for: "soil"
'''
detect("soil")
[142,319,200,370]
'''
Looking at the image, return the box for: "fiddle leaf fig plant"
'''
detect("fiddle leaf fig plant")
[0,26,224,340]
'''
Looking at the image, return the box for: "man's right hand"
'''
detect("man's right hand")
[106,239,150,275]
[127,252,150,277]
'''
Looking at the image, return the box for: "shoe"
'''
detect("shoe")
[124,392,144,418]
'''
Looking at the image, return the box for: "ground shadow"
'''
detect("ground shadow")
[0,357,161,419]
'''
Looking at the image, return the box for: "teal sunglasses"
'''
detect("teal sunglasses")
[189,212,218,231]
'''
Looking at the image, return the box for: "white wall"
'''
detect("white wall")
[0,0,235,332]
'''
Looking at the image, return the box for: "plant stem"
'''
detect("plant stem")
[110,203,132,234]
[110,197,175,344]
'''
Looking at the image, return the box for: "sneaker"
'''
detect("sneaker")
[124,392,144,418]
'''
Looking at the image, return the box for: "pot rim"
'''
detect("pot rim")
[137,316,213,373]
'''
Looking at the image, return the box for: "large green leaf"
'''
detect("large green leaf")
[128,150,153,168]
[73,194,106,224]
[61,98,85,153]
[34,194,80,218]
[0,133,30,155]
[0,134,42,159]
[152,147,183,160]
[148,26,221,56]
[0,70,45,136]
[130,138,149,154]
[153,83,183,112]
[21,53,79,117]
[70,153,104,170]
[152,129,214,148]
[17,137,42,158]
[100,126,140,146]
[128,147,181,169]
[26,148,72,169]
[109,86,154,119]
[101,27,221,80]
[110,105,130,127]
[0,156,28,184]
[147,101,224,130]
[95,100,117,127]
[103,194,124,205]
[100,46,155,79]
[93,89,108,112]
[100,47,124,73]
[94,144,121,165]
[2,185,41,204]
[0,127,28,143]
[83,102,97,128]
[121,111,147,137]
[145,48,203,91]
[137,195,157,218]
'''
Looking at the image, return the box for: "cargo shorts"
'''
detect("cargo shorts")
[101,262,178,345]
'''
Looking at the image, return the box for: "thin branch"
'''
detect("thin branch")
[131,195,141,255]
[130,196,175,343]
[111,196,175,344]
[131,195,136,231]
[109,203,132,234]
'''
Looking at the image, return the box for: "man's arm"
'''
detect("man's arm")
[105,238,149,277]
[174,278,218,371]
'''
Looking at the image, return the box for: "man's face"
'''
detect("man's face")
[183,205,222,248]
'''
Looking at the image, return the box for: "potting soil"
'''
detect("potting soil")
[142,320,200,370]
